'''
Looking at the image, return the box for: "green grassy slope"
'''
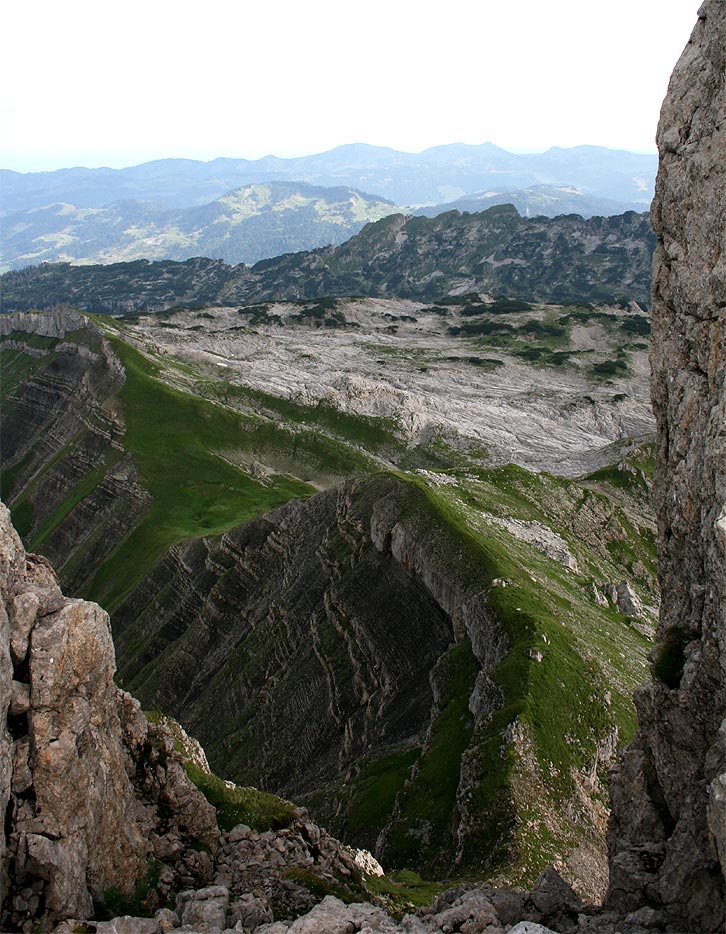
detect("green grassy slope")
[298,461,654,889]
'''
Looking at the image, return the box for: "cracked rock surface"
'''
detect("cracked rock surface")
[0,502,218,931]
[606,2,726,931]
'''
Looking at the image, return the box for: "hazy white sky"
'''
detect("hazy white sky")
[2,0,700,172]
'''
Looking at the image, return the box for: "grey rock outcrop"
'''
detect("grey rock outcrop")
[606,2,726,931]
[0,306,89,340]
[0,502,219,931]
[213,812,366,921]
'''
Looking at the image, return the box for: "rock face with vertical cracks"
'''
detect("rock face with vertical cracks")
[0,502,218,931]
[606,3,726,931]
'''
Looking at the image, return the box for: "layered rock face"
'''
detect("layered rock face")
[0,502,218,931]
[0,308,151,594]
[607,3,726,930]
[112,474,507,871]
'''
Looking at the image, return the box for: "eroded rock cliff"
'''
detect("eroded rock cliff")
[0,308,151,595]
[606,3,726,930]
[0,502,218,931]
[111,474,507,874]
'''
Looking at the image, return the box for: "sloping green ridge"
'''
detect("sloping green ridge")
[1,330,390,609]
[87,338,351,609]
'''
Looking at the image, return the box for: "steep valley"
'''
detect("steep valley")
[0,302,659,899]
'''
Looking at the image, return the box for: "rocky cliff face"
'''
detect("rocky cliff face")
[0,502,218,931]
[606,3,726,931]
[0,308,151,595]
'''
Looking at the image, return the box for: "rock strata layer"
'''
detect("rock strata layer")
[0,307,151,594]
[112,474,507,872]
[606,3,726,931]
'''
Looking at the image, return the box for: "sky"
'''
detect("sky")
[1,0,700,173]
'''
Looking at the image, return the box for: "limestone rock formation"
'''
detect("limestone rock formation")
[0,308,151,595]
[111,474,506,872]
[606,2,726,931]
[0,502,218,931]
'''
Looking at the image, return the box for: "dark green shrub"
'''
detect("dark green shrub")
[653,626,691,688]
[96,861,161,919]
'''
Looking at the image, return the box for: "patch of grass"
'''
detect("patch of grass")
[86,339,314,610]
[8,499,33,539]
[449,320,514,338]
[0,349,57,395]
[185,763,297,832]
[619,315,650,336]
[590,357,629,379]
[338,747,420,839]
[382,639,478,872]
[0,330,60,350]
[587,462,650,495]
[444,356,504,370]
[195,379,403,462]
[0,447,36,501]
[30,449,123,550]
[486,298,533,314]
[364,869,445,917]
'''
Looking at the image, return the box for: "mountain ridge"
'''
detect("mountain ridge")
[0,142,657,213]
[0,205,656,312]
[1,180,396,271]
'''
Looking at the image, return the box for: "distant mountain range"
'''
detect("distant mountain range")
[1,142,656,213]
[0,144,656,273]
[1,204,656,311]
[0,181,395,269]
[415,184,644,220]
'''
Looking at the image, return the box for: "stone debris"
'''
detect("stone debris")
[485,516,579,571]
[598,581,644,619]
[213,816,366,920]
